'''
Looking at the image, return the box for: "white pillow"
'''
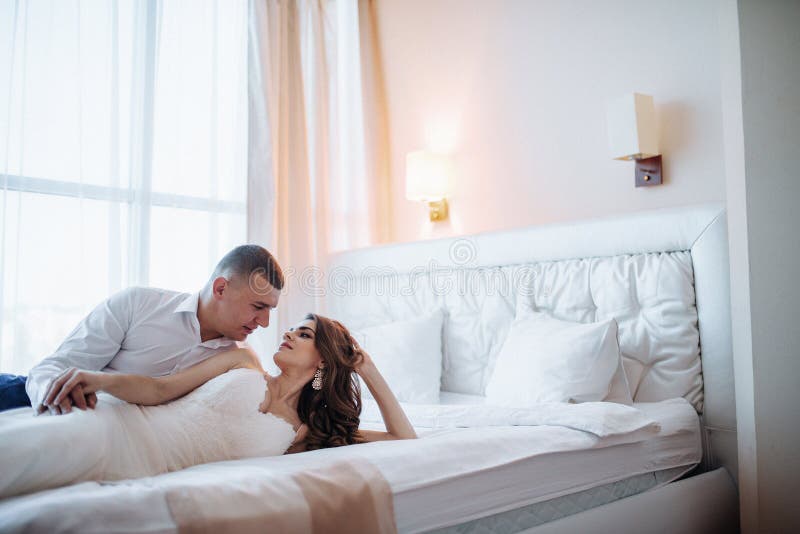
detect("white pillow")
[352,310,444,404]
[604,351,634,405]
[485,311,625,406]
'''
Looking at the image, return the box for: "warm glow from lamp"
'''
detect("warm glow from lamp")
[423,113,461,153]
[406,150,454,221]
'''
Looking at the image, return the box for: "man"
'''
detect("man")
[0,245,283,414]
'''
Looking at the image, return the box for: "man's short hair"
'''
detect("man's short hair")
[212,245,285,291]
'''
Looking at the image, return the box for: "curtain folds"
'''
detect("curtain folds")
[0,0,388,371]
[248,0,391,339]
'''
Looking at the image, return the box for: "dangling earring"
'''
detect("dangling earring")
[312,368,323,390]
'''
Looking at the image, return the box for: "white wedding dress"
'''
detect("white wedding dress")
[0,368,296,498]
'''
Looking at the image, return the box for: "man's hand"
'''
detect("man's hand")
[41,368,104,415]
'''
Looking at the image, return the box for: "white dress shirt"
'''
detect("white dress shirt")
[26,287,245,409]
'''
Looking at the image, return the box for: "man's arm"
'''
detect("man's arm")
[47,348,261,407]
[26,288,136,413]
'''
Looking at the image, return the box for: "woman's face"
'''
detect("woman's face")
[273,318,321,373]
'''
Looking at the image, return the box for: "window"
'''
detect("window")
[0,0,249,373]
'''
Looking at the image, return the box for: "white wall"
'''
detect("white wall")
[374,0,727,242]
[721,0,800,531]
[717,0,755,530]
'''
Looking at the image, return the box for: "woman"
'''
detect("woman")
[0,314,415,499]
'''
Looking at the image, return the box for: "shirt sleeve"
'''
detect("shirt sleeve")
[26,287,138,409]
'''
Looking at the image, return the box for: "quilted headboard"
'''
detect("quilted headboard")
[326,204,736,478]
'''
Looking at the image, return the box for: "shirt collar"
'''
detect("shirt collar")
[175,292,240,348]
[174,292,200,315]
[202,338,243,349]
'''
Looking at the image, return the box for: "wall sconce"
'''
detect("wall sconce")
[606,93,662,187]
[406,150,454,221]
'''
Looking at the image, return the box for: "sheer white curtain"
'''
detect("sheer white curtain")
[248,0,391,348]
[0,0,250,374]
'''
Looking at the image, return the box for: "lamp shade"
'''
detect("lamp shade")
[405,150,454,201]
[606,93,659,160]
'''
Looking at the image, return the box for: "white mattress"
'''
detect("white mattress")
[0,398,701,534]
[388,398,701,532]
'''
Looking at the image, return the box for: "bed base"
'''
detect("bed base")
[518,468,738,534]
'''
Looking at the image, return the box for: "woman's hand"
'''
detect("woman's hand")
[351,340,417,442]
[43,368,106,413]
[352,340,376,376]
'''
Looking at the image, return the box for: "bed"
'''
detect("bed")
[0,204,739,533]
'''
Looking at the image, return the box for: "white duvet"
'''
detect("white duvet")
[0,397,697,534]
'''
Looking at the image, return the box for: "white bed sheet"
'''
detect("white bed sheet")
[439,391,488,405]
[0,399,700,534]
[390,399,701,531]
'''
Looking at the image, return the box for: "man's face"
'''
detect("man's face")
[214,273,281,341]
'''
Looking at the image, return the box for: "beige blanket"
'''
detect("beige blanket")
[166,458,396,534]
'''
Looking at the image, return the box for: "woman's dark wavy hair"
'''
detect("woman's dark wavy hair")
[297,313,365,450]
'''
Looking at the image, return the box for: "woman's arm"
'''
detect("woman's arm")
[47,348,262,407]
[355,348,417,442]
